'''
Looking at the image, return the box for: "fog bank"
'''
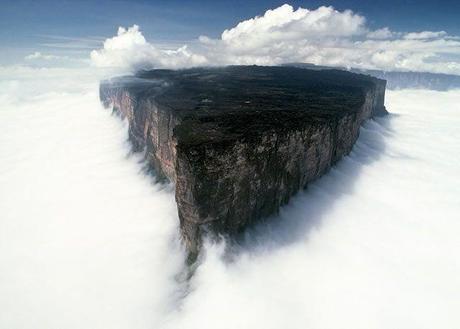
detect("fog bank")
[0,70,186,329]
[0,69,459,329]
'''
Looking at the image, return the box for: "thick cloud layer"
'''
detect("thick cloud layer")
[155,91,460,329]
[1,66,459,329]
[0,68,186,329]
[160,89,460,329]
[90,4,460,74]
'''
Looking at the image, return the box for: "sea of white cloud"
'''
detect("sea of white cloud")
[0,67,187,329]
[1,63,459,329]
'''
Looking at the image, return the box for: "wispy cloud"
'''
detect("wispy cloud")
[24,51,88,66]
[37,34,105,50]
[25,51,61,61]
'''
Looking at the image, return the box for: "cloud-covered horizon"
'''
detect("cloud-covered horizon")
[90,4,460,75]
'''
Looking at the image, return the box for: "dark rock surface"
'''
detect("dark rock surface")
[100,65,387,255]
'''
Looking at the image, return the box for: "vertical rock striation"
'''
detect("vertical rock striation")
[100,66,387,255]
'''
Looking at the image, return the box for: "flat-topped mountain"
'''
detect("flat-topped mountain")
[100,65,387,257]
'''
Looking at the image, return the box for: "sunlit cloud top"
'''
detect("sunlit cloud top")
[88,4,460,75]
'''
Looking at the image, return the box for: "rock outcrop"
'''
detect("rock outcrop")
[100,65,387,255]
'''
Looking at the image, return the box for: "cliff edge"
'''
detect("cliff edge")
[100,65,387,255]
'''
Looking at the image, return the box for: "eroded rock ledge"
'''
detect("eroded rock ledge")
[100,65,387,255]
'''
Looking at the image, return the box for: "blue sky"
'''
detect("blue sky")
[2,0,460,48]
[2,0,460,73]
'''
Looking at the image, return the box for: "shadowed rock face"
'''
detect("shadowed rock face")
[100,65,387,255]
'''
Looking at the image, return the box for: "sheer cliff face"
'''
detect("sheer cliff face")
[100,84,178,181]
[100,66,387,254]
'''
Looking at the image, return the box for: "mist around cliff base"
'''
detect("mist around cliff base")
[0,67,459,329]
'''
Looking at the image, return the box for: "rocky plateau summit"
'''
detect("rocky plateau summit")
[99,65,387,257]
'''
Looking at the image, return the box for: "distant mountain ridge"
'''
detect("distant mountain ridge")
[285,63,460,91]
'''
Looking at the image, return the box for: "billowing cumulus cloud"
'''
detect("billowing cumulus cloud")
[91,4,460,75]
[90,25,207,71]
[220,5,366,49]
